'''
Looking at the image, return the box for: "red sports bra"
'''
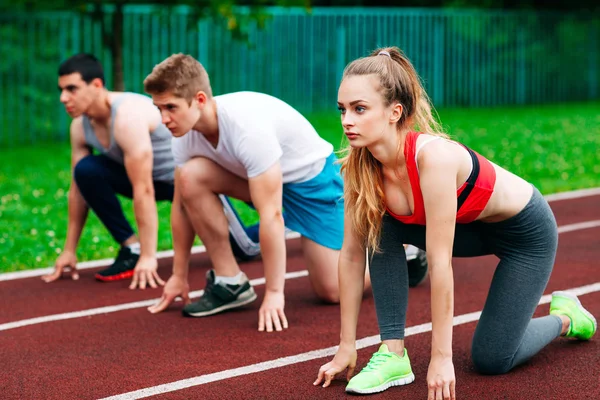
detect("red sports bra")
[386,132,496,225]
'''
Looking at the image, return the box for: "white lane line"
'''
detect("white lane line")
[2,185,599,282]
[99,281,600,400]
[1,220,600,332]
[0,245,208,282]
[557,220,600,234]
[0,232,301,282]
[544,187,600,202]
[0,270,308,332]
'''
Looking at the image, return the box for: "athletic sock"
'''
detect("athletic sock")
[127,242,141,255]
[214,272,244,285]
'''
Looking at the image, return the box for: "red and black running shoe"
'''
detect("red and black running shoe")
[95,246,139,282]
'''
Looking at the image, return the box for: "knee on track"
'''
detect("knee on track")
[471,350,513,375]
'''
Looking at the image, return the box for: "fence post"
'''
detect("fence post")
[589,22,598,100]
[336,26,346,89]
[58,17,68,141]
[198,19,209,69]
[434,18,445,107]
[516,29,526,105]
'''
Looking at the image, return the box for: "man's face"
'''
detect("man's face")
[151,92,202,137]
[58,73,101,118]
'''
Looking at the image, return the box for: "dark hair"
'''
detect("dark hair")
[58,53,105,85]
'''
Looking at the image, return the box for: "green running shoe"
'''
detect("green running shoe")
[549,291,597,340]
[346,344,415,395]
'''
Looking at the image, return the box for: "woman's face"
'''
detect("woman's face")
[337,74,398,148]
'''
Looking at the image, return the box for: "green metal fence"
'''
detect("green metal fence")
[0,6,598,147]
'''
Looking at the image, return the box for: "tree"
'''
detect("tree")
[2,0,310,90]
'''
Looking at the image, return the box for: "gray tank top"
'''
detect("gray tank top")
[82,92,175,183]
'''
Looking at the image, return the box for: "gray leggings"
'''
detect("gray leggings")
[369,186,563,375]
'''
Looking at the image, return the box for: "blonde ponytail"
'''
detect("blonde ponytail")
[340,46,447,252]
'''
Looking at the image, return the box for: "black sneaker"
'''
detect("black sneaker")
[407,247,428,288]
[182,270,257,317]
[95,246,139,282]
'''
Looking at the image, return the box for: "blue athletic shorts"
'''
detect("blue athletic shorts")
[282,152,344,250]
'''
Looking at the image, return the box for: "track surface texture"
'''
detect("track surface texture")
[1,191,599,400]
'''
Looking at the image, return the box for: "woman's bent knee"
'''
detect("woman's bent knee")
[471,352,512,375]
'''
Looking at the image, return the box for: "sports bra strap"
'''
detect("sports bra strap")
[457,146,480,211]
[414,136,442,162]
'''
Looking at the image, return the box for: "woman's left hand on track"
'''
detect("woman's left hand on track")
[427,355,456,400]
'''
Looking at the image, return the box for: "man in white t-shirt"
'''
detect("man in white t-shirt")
[143,53,350,332]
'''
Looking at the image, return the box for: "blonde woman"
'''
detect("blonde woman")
[314,47,596,399]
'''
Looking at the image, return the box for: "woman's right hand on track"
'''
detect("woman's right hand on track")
[313,343,357,388]
[147,274,191,314]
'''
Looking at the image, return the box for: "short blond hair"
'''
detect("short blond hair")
[143,53,212,101]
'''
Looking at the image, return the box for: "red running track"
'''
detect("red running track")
[0,194,599,400]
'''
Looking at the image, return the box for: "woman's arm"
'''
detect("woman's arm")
[315,207,367,387]
[338,208,368,347]
[418,140,460,399]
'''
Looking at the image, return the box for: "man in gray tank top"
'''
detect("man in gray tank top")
[42,53,260,289]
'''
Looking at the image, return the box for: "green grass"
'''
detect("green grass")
[1,101,599,272]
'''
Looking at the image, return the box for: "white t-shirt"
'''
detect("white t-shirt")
[171,91,334,184]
